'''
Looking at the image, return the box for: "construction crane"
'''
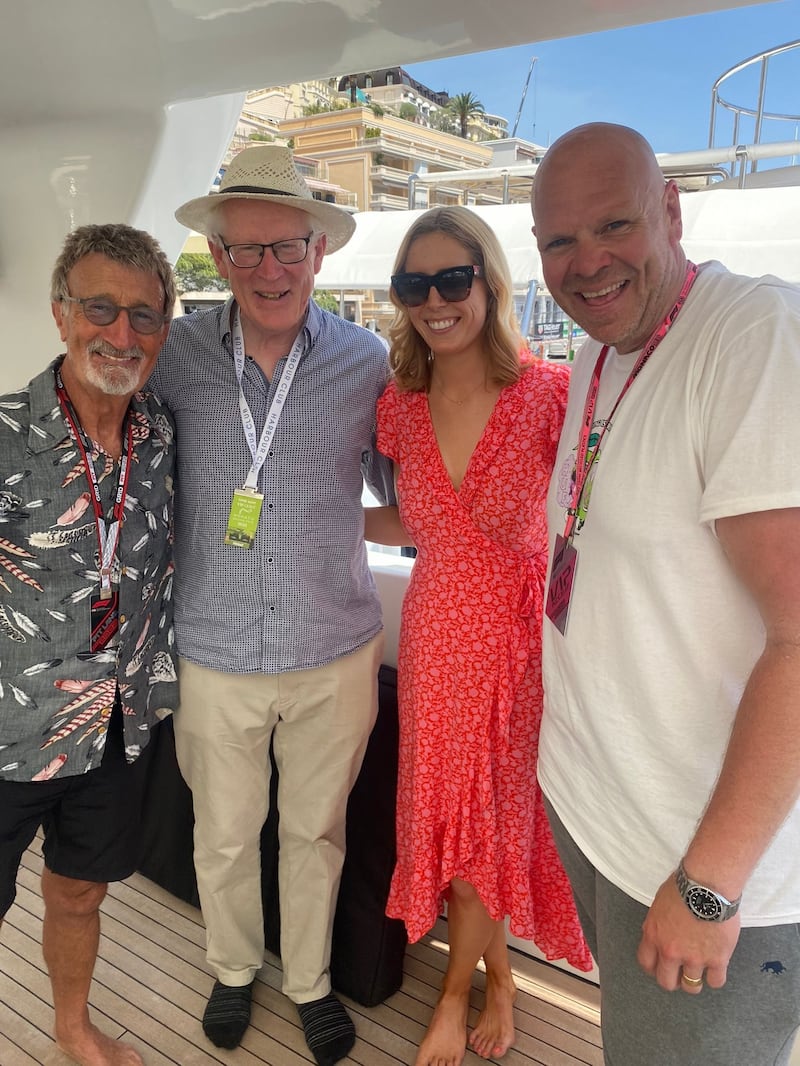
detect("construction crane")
[511,56,538,138]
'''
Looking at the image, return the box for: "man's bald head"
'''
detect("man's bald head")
[530,122,686,354]
[532,123,666,223]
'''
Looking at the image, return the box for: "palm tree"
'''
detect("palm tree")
[448,92,485,138]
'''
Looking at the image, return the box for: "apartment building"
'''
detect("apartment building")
[181,79,533,328]
[280,106,497,211]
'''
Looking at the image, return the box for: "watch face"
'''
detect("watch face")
[687,885,723,920]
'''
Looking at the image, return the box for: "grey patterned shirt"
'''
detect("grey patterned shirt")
[149,298,393,674]
[0,359,178,782]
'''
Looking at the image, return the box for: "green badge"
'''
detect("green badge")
[224,487,264,548]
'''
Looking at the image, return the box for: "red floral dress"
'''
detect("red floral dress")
[377,361,592,970]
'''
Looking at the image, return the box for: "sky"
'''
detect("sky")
[405,0,799,154]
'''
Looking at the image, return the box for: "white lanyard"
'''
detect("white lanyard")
[231,307,305,490]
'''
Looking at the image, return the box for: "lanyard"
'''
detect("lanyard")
[231,307,305,491]
[564,261,698,541]
[54,367,133,599]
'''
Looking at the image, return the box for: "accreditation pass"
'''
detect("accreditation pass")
[224,486,264,548]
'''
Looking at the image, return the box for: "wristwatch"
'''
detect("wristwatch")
[675,861,741,921]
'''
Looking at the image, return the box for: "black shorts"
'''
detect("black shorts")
[0,701,158,917]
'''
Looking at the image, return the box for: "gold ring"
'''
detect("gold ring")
[681,972,703,986]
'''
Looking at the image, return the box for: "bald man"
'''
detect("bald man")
[531,123,800,1065]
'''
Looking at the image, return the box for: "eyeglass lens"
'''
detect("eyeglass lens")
[392,267,476,308]
[74,298,166,335]
[225,237,310,268]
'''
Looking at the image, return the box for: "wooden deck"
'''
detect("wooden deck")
[1,842,602,1066]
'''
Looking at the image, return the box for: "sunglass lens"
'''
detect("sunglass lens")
[129,309,165,334]
[437,269,473,302]
[394,278,428,307]
[393,267,476,307]
[83,300,118,326]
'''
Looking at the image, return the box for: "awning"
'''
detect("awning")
[315,187,800,289]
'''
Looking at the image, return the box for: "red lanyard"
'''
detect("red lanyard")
[54,367,133,599]
[564,262,698,540]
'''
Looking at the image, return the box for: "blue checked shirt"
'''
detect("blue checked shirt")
[149,298,393,674]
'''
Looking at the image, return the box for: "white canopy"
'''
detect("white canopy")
[679,187,800,283]
[316,203,540,290]
[316,187,800,290]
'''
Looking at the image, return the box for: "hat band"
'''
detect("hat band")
[222,185,305,197]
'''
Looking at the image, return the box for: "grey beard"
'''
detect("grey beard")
[85,340,145,396]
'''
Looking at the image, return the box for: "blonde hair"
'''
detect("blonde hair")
[388,206,523,392]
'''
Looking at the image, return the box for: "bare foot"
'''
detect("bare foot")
[468,970,517,1059]
[56,1023,144,1066]
[414,990,470,1066]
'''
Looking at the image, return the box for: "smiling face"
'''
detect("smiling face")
[532,124,686,354]
[209,199,326,353]
[402,232,489,363]
[52,253,168,402]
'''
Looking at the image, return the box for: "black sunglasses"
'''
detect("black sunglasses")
[61,296,168,335]
[391,264,484,308]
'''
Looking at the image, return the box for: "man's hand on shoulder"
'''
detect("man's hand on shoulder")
[637,874,740,993]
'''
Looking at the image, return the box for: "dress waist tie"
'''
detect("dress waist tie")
[491,551,546,747]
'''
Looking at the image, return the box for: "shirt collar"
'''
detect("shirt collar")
[222,297,323,360]
[27,358,70,454]
[27,356,156,455]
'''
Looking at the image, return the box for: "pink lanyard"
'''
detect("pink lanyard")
[563,261,698,541]
[55,368,133,599]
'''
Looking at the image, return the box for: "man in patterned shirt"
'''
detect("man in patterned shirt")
[0,223,178,1066]
[150,146,393,1065]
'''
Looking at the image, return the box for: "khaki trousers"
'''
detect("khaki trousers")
[175,633,383,1001]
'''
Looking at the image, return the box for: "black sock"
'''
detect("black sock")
[202,979,254,1049]
[296,992,356,1066]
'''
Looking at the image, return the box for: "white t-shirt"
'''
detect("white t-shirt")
[539,261,800,924]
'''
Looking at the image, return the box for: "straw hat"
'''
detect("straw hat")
[174,145,355,254]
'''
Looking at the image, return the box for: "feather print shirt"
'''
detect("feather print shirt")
[0,359,178,782]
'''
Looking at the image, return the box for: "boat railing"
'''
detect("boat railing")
[709,39,800,182]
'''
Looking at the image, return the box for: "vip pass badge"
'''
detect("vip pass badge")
[545,262,699,636]
[225,486,264,548]
[224,307,306,549]
[546,533,578,636]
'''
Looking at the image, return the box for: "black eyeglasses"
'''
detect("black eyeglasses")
[391,265,484,308]
[61,296,168,335]
[222,236,313,268]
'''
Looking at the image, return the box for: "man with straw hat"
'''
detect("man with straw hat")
[149,146,393,1064]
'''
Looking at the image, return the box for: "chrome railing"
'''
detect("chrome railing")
[709,40,800,181]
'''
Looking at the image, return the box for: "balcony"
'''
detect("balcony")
[370,163,413,187]
[369,190,418,211]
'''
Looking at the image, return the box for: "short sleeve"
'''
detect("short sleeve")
[522,358,570,450]
[698,281,800,524]
[376,380,400,462]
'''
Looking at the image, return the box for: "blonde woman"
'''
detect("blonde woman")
[366,207,591,1066]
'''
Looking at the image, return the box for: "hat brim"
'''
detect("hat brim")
[175,191,356,254]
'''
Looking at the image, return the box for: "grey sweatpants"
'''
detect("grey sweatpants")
[545,799,800,1066]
